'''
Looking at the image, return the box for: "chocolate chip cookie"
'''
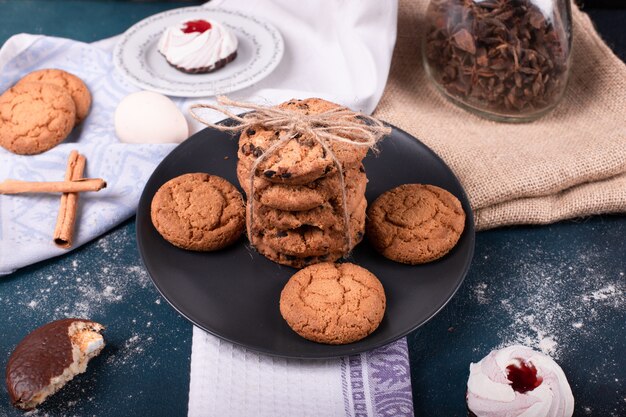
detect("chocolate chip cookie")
[238,162,367,212]
[366,184,466,264]
[279,262,386,344]
[251,198,366,264]
[253,197,365,231]
[0,82,76,155]
[151,173,245,251]
[252,246,336,269]
[237,98,369,185]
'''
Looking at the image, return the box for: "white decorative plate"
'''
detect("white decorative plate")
[113,6,284,97]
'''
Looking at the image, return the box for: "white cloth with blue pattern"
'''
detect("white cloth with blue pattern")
[0,34,178,274]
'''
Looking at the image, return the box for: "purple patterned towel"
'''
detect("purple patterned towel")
[188,328,414,417]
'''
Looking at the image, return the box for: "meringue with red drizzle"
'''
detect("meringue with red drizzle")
[467,345,574,417]
[158,18,238,74]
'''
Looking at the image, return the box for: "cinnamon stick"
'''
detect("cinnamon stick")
[53,151,86,248]
[0,178,106,194]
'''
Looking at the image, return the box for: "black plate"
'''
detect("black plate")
[136,123,475,359]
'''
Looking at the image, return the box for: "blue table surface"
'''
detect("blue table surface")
[1,2,625,416]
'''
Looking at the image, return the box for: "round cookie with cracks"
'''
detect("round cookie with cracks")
[18,69,91,123]
[0,82,76,155]
[279,262,386,344]
[366,184,465,264]
[150,173,245,251]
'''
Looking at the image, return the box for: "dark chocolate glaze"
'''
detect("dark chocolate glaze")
[5,318,100,409]
[166,50,237,74]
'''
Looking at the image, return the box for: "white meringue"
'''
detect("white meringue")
[467,345,574,417]
[158,18,238,72]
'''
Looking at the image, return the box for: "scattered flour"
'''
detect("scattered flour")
[538,336,557,356]
[472,282,489,304]
[0,224,182,416]
[472,243,626,415]
[582,284,623,303]
[489,251,625,361]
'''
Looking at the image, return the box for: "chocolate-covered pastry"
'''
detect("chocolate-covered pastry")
[5,318,105,410]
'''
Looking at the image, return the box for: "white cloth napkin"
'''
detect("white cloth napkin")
[0,1,412,416]
[189,329,413,417]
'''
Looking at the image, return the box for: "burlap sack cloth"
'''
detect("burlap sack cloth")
[374,2,626,230]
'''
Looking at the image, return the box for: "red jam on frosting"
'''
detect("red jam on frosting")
[506,360,543,393]
[182,20,212,34]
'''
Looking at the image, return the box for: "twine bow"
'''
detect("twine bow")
[189,96,391,255]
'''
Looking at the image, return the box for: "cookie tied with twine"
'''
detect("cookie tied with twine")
[189,96,391,257]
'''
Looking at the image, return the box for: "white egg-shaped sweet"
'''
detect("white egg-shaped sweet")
[114,91,188,144]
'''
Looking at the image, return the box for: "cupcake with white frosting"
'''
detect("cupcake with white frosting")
[158,19,238,74]
[467,345,574,417]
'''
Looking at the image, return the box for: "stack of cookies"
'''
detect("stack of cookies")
[237,98,369,268]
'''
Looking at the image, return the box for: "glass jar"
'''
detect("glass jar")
[423,0,572,122]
